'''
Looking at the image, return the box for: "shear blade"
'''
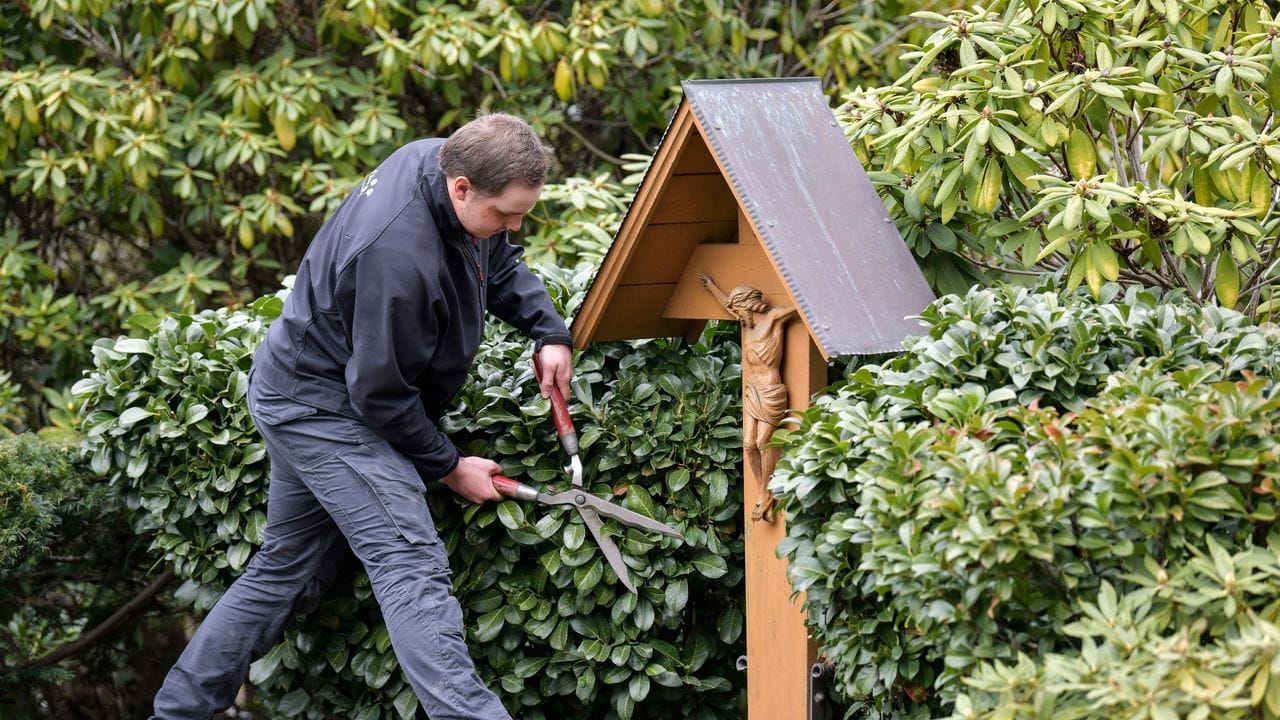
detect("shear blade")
[580,506,636,594]
[540,490,684,542]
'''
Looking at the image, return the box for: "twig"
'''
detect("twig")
[58,17,132,72]
[24,568,175,670]
[1241,249,1280,298]
[1116,244,1170,287]
[1108,115,1129,186]
[961,251,1047,276]
[871,19,929,57]
[557,121,624,165]
[865,0,953,57]
[1157,234,1198,298]
[473,63,509,101]
[1137,132,1154,187]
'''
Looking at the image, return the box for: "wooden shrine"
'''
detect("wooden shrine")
[571,78,935,719]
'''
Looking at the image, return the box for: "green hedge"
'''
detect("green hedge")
[957,368,1280,719]
[75,264,747,719]
[0,434,95,694]
[772,284,1280,718]
[0,435,101,572]
[0,433,159,711]
[76,293,277,601]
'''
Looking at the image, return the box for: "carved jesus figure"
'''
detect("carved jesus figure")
[699,272,798,522]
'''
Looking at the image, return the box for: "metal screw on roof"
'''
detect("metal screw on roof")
[884,217,893,223]
[821,323,830,330]
[767,220,776,227]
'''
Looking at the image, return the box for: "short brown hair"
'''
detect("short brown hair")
[439,113,554,195]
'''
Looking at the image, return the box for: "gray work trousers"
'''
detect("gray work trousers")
[151,370,511,720]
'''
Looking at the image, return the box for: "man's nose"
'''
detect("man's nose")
[507,217,522,232]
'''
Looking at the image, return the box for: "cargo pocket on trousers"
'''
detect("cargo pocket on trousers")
[338,444,441,550]
[252,402,319,426]
[248,385,320,426]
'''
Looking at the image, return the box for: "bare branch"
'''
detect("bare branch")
[868,0,953,56]
[24,568,175,670]
[1116,243,1172,287]
[1240,234,1280,307]
[557,121,624,166]
[961,250,1051,276]
[58,17,132,72]
[1127,101,1148,184]
[1157,236,1199,298]
[1108,114,1129,187]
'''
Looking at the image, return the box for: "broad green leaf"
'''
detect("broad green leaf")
[227,541,251,571]
[393,687,418,719]
[114,337,153,354]
[717,605,743,644]
[497,500,525,530]
[119,406,155,427]
[274,688,310,716]
[1215,251,1240,308]
[575,558,604,592]
[474,609,505,643]
[692,553,728,579]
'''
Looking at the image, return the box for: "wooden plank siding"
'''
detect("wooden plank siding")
[574,109,743,347]
[616,221,736,287]
[647,174,736,224]
[664,242,785,320]
[572,102,700,349]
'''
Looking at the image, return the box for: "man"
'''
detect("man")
[152,113,573,720]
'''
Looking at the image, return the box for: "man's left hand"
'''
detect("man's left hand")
[536,344,573,401]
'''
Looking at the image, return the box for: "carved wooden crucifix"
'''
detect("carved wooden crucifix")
[698,272,797,523]
[658,211,827,718]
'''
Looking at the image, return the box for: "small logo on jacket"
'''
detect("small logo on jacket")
[358,169,379,197]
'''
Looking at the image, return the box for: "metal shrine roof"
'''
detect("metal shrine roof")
[572,78,935,358]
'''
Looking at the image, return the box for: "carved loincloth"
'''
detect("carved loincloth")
[744,383,787,427]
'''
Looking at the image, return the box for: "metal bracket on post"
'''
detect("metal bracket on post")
[808,662,844,720]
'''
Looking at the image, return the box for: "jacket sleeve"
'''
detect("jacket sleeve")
[486,234,572,350]
[335,241,461,481]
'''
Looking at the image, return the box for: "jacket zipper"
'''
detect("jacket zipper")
[461,234,485,308]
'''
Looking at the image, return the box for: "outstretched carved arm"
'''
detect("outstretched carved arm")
[698,272,729,308]
[771,305,799,323]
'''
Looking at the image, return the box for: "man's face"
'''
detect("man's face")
[448,177,542,239]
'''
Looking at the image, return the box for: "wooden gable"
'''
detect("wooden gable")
[572,101,738,344]
[572,78,935,358]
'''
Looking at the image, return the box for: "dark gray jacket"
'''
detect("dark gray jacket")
[254,139,571,480]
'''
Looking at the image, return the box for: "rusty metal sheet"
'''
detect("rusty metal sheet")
[682,78,935,356]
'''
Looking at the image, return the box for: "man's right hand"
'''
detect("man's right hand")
[443,456,504,503]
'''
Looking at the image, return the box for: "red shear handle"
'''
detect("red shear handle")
[492,475,539,502]
[533,352,578,456]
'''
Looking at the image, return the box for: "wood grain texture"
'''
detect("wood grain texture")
[742,324,824,720]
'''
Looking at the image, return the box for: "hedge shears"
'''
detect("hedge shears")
[490,354,684,593]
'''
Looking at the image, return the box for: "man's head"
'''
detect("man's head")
[440,113,554,238]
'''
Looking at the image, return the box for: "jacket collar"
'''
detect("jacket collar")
[423,146,463,235]
[422,142,506,243]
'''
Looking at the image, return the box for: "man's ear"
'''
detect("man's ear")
[448,176,471,201]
